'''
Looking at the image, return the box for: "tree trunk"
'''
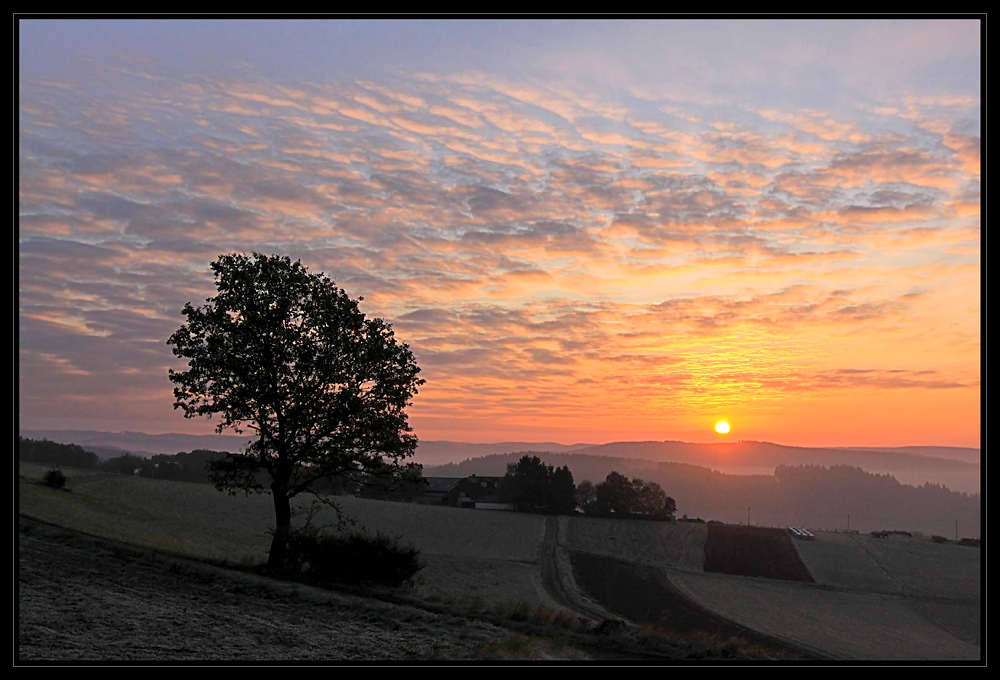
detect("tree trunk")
[267,484,292,571]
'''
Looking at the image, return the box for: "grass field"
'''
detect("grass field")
[852,533,981,600]
[19,462,982,660]
[19,463,275,564]
[790,531,899,592]
[669,570,980,660]
[18,463,561,612]
[561,515,706,572]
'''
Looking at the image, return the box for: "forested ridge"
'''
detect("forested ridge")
[18,437,226,484]
[427,452,980,537]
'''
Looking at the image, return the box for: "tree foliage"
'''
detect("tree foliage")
[501,454,577,515]
[584,471,677,519]
[19,437,98,470]
[167,253,424,569]
[43,468,67,489]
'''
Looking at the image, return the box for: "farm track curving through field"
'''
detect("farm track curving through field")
[19,515,721,661]
[566,550,822,660]
[538,516,613,623]
[539,517,822,659]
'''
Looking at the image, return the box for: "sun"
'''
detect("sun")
[715,421,730,434]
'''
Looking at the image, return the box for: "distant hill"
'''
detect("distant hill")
[563,441,980,494]
[832,446,981,466]
[18,430,254,459]
[425,451,980,538]
[17,430,594,466]
[19,429,979,537]
[411,440,594,466]
[18,430,979,494]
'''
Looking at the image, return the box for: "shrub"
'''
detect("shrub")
[284,527,423,588]
[43,468,66,489]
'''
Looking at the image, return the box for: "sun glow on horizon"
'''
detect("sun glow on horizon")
[716,421,731,434]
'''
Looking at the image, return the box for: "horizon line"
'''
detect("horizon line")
[17,427,981,451]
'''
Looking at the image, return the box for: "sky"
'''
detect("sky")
[18,19,981,447]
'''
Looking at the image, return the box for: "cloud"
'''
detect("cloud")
[17,51,980,443]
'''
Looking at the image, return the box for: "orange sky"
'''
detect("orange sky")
[19,21,981,448]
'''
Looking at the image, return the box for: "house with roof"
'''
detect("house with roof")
[447,474,512,510]
[368,474,513,510]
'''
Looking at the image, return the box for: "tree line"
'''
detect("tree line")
[501,454,677,519]
[19,437,228,484]
[19,437,99,470]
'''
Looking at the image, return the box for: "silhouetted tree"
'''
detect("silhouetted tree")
[19,437,98,469]
[502,455,577,514]
[595,471,637,516]
[634,479,676,518]
[100,454,146,476]
[576,479,597,514]
[167,253,424,570]
[549,465,577,515]
[590,471,676,519]
[502,455,552,512]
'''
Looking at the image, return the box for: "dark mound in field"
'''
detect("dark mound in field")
[569,550,815,659]
[704,524,814,582]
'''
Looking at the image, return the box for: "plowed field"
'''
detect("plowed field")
[567,550,815,659]
[704,524,813,582]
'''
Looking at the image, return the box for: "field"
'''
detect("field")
[561,515,706,572]
[567,551,815,659]
[19,520,523,661]
[703,524,813,582]
[19,463,982,661]
[669,571,980,660]
[791,531,981,648]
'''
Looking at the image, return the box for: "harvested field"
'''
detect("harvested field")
[19,464,275,564]
[909,599,981,647]
[331,496,544,562]
[18,519,528,661]
[568,551,814,659]
[414,553,561,611]
[19,463,982,661]
[851,533,981,600]
[791,531,898,592]
[704,524,813,582]
[19,465,556,612]
[244,495,557,610]
[561,516,706,572]
[670,570,981,661]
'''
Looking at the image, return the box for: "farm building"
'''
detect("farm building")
[361,475,513,510]
[444,475,511,509]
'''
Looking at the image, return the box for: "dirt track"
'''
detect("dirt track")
[566,551,817,660]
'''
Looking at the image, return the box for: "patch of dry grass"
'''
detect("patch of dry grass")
[669,570,980,660]
[791,531,898,592]
[20,463,274,564]
[562,515,707,571]
[855,533,981,600]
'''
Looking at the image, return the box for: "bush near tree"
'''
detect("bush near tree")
[285,525,422,588]
[43,468,67,489]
